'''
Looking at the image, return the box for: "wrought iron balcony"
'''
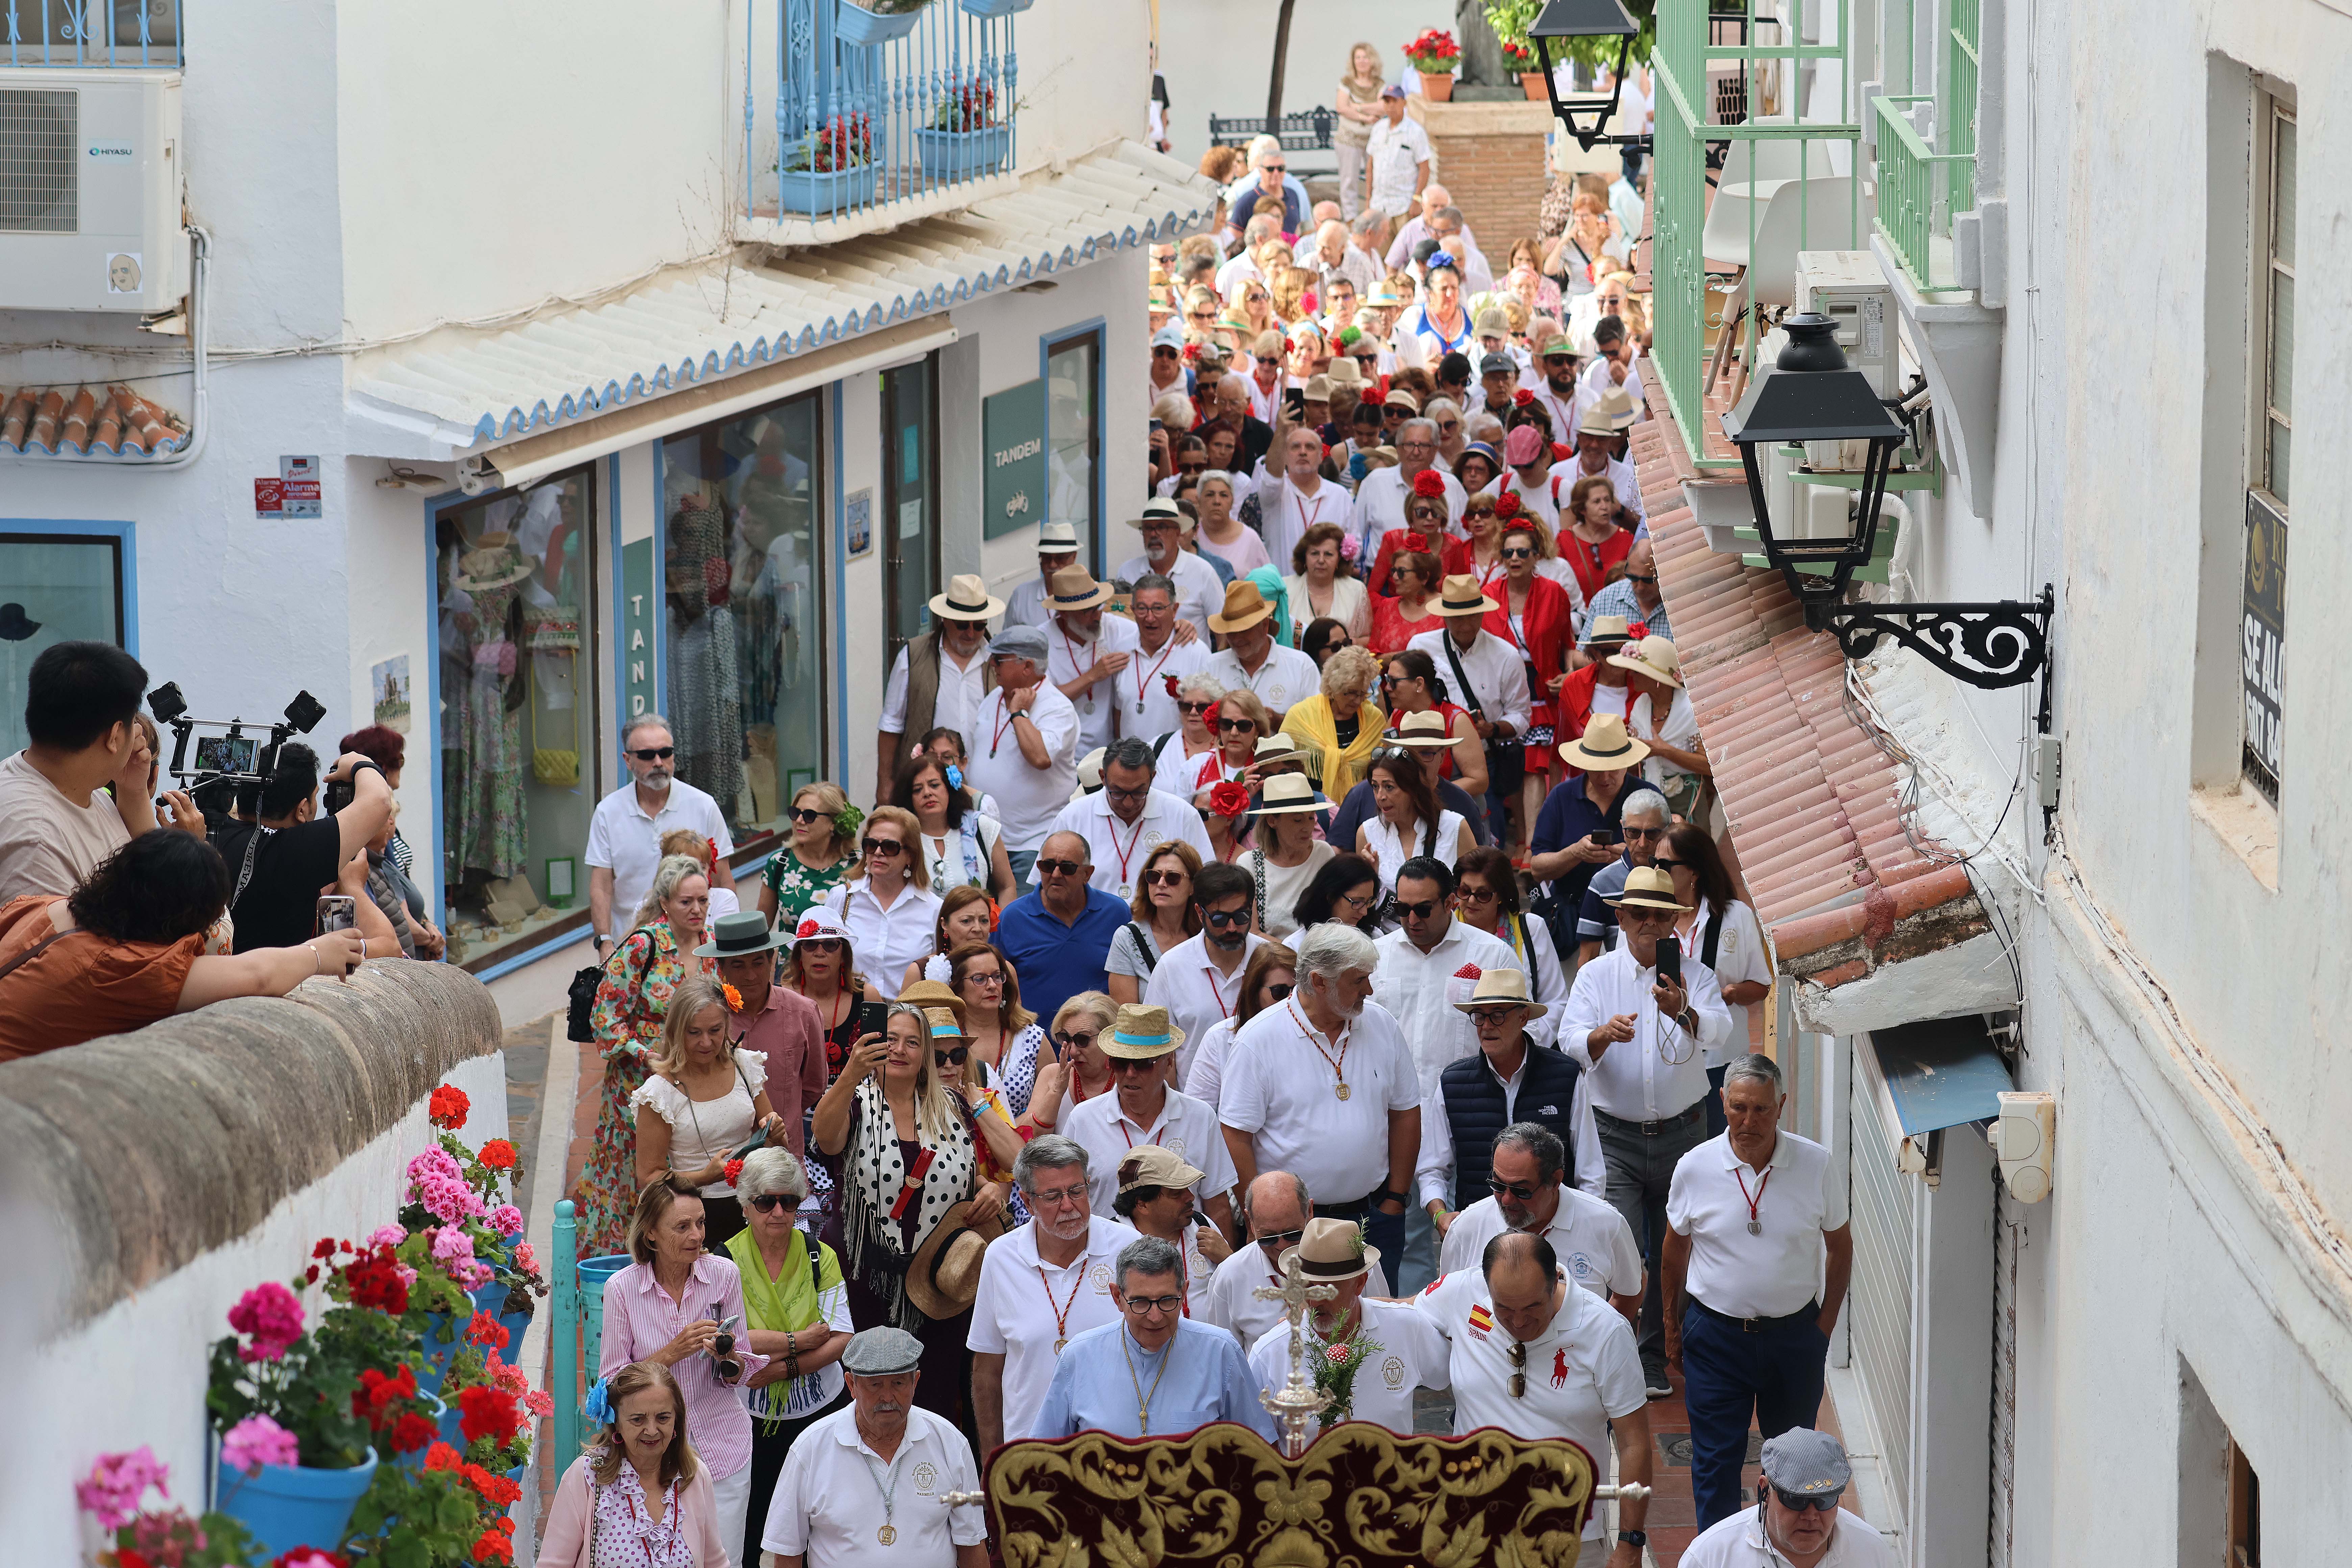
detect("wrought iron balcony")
[4,0,179,67]
[743,0,1022,232]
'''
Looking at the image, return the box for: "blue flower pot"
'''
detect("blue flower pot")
[417,1275,535,1395]
[214,1446,378,1561]
[775,161,879,217]
[915,123,1011,181]
[836,0,924,45]
[959,0,1032,13]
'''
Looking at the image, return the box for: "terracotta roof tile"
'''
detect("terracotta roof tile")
[0,384,188,458]
[1646,397,1985,991]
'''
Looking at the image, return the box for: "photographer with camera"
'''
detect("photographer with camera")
[211,741,400,955]
[0,642,204,904]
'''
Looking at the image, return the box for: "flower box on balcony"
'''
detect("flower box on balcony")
[960,0,1033,13]
[774,162,880,215]
[836,0,929,47]
[915,122,1012,180]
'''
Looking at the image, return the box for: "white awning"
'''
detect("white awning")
[347,142,1209,455]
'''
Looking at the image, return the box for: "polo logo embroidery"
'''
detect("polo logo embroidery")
[1382,1355,1407,1390]
[1550,1348,1569,1389]
[1467,1304,1494,1338]
[1568,1251,1595,1279]
[912,1462,939,1494]
[1089,1263,1114,1293]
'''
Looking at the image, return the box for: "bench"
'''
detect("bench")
[1206,106,1340,172]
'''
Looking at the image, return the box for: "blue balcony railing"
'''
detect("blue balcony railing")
[4,0,180,67]
[744,0,1021,224]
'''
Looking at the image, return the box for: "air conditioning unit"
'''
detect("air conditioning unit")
[0,70,187,311]
[1794,249,1897,470]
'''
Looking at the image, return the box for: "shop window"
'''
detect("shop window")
[1046,328,1102,570]
[0,532,128,756]
[660,393,827,851]
[883,357,940,668]
[433,470,599,966]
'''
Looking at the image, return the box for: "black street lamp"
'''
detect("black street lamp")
[1721,313,2053,690]
[1528,0,1643,153]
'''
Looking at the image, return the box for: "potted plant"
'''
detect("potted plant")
[915,76,1012,181]
[349,1446,520,1568]
[401,1085,546,1388]
[77,1448,266,1568]
[835,0,932,47]
[776,113,878,215]
[1403,28,1461,102]
[1486,0,1554,98]
[959,0,1031,14]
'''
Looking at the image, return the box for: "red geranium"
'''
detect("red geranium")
[351,1364,420,1429]
[457,1384,522,1446]
[388,1412,437,1455]
[428,1086,470,1130]
[1411,469,1448,500]
[477,1138,517,1171]
[463,1311,510,1350]
[272,1551,350,1568]
[472,1529,515,1566]
[1208,780,1252,820]
[422,1442,465,1474]
[345,1248,410,1316]
[723,1157,745,1187]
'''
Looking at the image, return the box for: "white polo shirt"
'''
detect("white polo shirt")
[1117,551,1225,642]
[761,1402,988,1565]
[1038,787,1213,901]
[1218,998,1420,1207]
[1668,1130,1848,1320]
[1003,572,1056,629]
[963,683,1082,855]
[966,1215,1138,1444]
[1181,1015,1239,1111]
[1437,1187,1643,1302]
[1676,897,1772,1069]
[1045,612,1142,755]
[1062,1085,1239,1217]
[1144,930,1267,1082]
[1413,1268,1645,1540]
[1204,643,1322,724]
[1247,1295,1450,1434]
[1679,1506,1900,1568]
[1559,943,1734,1121]
[1370,920,1533,1099]
[879,640,990,742]
[1405,627,1533,737]
[820,879,942,1002]
[583,777,735,927]
[1351,464,1467,558]
[1416,1059,1606,1203]
[1203,1240,1394,1347]
[1111,634,1210,745]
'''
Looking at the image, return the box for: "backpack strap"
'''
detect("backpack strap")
[0,920,81,985]
[1702,905,1726,970]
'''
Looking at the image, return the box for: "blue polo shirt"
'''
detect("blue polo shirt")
[995,884,1132,1026]
[1530,772,1641,917]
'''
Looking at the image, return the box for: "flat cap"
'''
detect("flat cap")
[841,1326,925,1376]
[1758,1428,1852,1495]
[987,624,1049,662]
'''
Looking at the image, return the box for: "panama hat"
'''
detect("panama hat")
[1249,772,1332,817]
[1435,573,1501,617]
[1452,966,1549,1020]
[1208,580,1276,634]
[1387,710,1455,750]
[921,1006,966,1040]
[1606,634,1682,689]
[1596,386,1640,431]
[1126,496,1190,532]
[1034,519,1081,554]
[903,1196,1010,1319]
[1104,1003,1185,1060]
[1383,387,1421,413]
[1325,356,1366,387]
[1538,335,1579,359]
[1557,713,1651,772]
[1047,565,1114,613]
[1582,613,1637,650]
[1303,373,1333,401]
[1605,864,1692,914]
[1364,283,1406,308]
[926,571,1005,621]
[1252,733,1306,766]
[1279,1215,1378,1282]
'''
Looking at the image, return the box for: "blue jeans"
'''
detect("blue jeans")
[1680,1300,1829,1529]
[1005,847,1037,885]
[1362,1204,1405,1278]
[1397,1201,1440,1295]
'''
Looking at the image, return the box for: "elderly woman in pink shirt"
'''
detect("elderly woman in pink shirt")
[539,1360,734,1568]
[601,1176,768,1554]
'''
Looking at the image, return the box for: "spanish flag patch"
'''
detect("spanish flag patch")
[1467,1303,1494,1337]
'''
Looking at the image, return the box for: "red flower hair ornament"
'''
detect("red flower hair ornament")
[1400,532,1431,555]
[1410,469,1449,500]
[1513,388,1536,407]
[1494,492,1524,520]
[1208,781,1252,819]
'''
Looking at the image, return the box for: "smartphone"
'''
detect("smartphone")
[1588,827,1621,847]
[316,895,359,937]
[1655,933,1682,987]
[857,999,890,1039]
[1284,386,1306,416]
[1149,417,1165,433]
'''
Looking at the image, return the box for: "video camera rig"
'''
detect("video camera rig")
[146,682,327,789]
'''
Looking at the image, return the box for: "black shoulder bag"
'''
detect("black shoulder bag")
[1439,633,1524,795]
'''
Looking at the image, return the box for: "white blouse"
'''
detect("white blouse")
[630,1048,768,1198]
[1359,809,1469,894]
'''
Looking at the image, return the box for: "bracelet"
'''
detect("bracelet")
[308,942,323,975]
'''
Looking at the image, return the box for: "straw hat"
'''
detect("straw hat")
[1557,713,1651,772]
[1473,305,1512,337]
[1249,773,1331,816]
[1604,864,1692,913]
[926,572,1005,621]
[1387,710,1455,750]
[898,978,967,1021]
[1126,496,1193,534]
[1607,634,1682,689]
[1364,284,1405,309]
[1252,733,1305,766]
[1383,387,1421,413]
[1597,386,1640,430]
[1451,966,1549,1019]
[1303,373,1333,401]
[1278,1215,1378,1283]
[1435,573,1501,616]
[451,537,533,592]
[1034,520,1081,554]
[1581,613,1637,650]
[1208,580,1276,634]
[922,1006,966,1040]
[903,1197,1010,1319]
[1325,356,1366,387]
[1047,565,1114,613]
[1103,1003,1185,1060]
[1538,335,1579,359]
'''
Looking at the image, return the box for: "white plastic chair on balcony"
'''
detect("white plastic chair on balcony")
[1702,119,1845,270]
[1706,175,1861,393]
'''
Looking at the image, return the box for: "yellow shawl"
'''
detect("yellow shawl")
[1281,695,1388,800]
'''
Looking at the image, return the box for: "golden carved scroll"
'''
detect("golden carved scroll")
[987,1422,1600,1568]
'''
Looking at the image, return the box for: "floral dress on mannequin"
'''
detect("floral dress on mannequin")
[665,489,745,828]
[443,539,531,883]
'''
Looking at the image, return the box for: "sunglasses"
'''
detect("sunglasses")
[1455,885,1499,905]
[1202,906,1252,928]
[747,1194,801,1214]
[630,746,676,761]
[1266,982,1295,1002]
[1772,1486,1845,1514]
[1438,420,1461,433]
[1393,898,1443,920]
[795,936,843,955]
[1488,1175,1541,1200]
[1624,825,1665,840]
[1144,869,1188,888]
[1652,857,1684,871]
[934,1046,970,1067]
[862,838,905,858]
[1104,783,1152,804]
[1053,1029,1098,1051]
[1626,573,1658,585]
[1217,718,1258,733]
[1507,1340,1528,1399]
[1035,858,1086,877]
[1178,699,1214,714]
[1255,1227,1305,1252]
[789,807,827,825]
[1107,1055,1162,1075]
[1501,546,1535,559]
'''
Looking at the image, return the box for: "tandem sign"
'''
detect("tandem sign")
[984,379,1048,540]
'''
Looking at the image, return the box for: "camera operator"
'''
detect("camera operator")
[211,742,400,956]
[0,641,203,904]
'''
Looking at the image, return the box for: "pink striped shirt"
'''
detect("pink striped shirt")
[599,1255,768,1479]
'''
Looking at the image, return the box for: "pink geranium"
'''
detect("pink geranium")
[489,1204,524,1236]
[524,1388,554,1418]
[227,1282,304,1363]
[514,1241,538,1274]
[418,1172,485,1224]
[75,1446,169,1530]
[221,1413,301,1475]
[368,1223,408,1249]
[430,1227,475,1267]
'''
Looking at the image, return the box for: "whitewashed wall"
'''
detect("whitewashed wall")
[1153,1,1438,160]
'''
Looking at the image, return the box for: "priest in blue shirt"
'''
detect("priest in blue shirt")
[1030,1236,1279,1443]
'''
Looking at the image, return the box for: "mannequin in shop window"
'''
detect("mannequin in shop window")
[439,532,532,914]
[665,479,746,830]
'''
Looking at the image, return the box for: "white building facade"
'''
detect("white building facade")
[0,0,1200,1003]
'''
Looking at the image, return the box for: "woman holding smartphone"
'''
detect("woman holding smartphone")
[633,975,789,1247]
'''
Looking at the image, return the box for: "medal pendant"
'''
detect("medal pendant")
[1115,884,1133,900]
[879,1526,897,1545]
[1335,1081,1351,1101]
[1747,1220,1762,1236]
[1136,698,1146,714]
[1055,1336,1067,1353]
[1083,698,1095,714]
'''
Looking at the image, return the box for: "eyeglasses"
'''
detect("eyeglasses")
[630,746,676,761]
[965,969,1005,987]
[1488,1175,1541,1200]
[862,837,905,858]
[1202,906,1252,928]
[1507,1341,1528,1399]
[1501,546,1535,560]
[1123,1293,1185,1316]
[789,807,827,825]
[1217,718,1257,733]
[747,1194,802,1214]
[1455,885,1499,906]
[1030,1183,1087,1209]
[795,937,843,956]
[1144,869,1188,888]
[1266,982,1295,1002]
[1393,898,1443,921]
[1035,858,1086,877]
[1104,783,1152,804]
[1178,699,1214,715]
[933,1046,970,1067]
[1771,1486,1846,1514]
[1337,888,1376,913]
[1053,1029,1098,1051]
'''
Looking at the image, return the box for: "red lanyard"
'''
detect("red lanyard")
[1105,811,1148,887]
[1290,481,1329,536]
[1205,963,1239,1019]
[989,696,1021,758]
[889,1146,937,1220]
[1055,622,1097,682]
[1038,1262,1087,1346]
[1129,638,1181,709]
[1734,1164,1772,1229]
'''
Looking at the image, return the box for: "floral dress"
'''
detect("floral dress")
[762,850,848,925]
[580,921,715,1256]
